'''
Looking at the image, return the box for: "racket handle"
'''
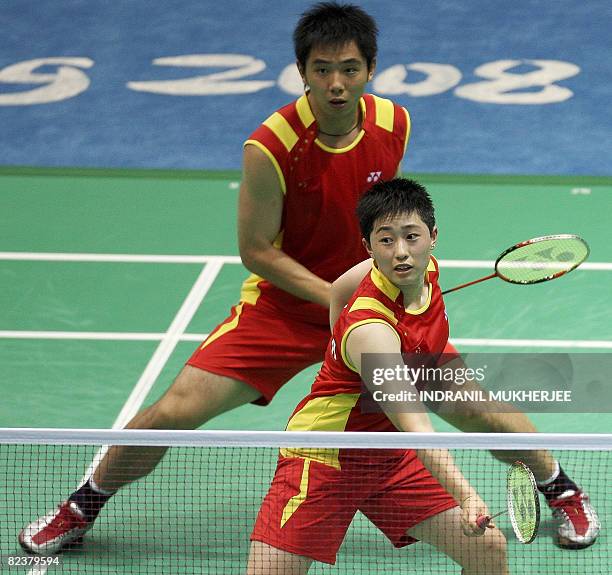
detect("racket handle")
[476,509,506,528]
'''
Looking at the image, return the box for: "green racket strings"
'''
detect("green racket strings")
[496,236,589,284]
[507,462,540,544]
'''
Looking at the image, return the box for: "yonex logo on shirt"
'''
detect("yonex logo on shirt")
[367,171,382,183]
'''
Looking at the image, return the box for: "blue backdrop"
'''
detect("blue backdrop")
[1,0,610,175]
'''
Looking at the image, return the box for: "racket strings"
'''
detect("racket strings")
[507,462,540,544]
[496,236,589,284]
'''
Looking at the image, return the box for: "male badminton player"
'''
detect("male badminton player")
[20,2,412,555]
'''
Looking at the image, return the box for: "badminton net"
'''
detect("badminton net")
[0,428,609,574]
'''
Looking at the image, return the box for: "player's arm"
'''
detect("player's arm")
[238,144,331,308]
[345,322,491,536]
[329,258,373,327]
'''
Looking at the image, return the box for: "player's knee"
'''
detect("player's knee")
[145,401,182,430]
[465,531,507,573]
[131,366,254,431]
[136,383,202,430]
[150,390,204,429]
[468,529,508,575]
[487,530,507,563]
[436,405,492,432]
[454,408,501,433]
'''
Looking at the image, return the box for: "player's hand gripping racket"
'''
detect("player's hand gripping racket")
[442,234,589,295]
[477,461,540,544]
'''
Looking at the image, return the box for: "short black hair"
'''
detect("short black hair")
[357,178,436,240]
[293,2,378,70]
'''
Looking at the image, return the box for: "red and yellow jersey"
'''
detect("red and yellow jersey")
[281,258,448,467]
[241,93,410,325]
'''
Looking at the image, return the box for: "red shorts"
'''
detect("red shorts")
[251,452,457,564]
[187,297,329,405]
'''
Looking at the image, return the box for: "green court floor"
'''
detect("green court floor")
[0,168,611,573]
[1,168,610,431]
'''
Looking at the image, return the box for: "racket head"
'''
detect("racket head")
[507,461,540,544]
[495,234,589,285]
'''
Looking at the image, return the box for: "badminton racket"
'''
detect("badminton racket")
[442,234,589,295]
[476,461,540,544]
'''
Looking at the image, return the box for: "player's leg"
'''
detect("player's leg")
[246,541,312,575]
[430,347,600,549]
[91,299,328,492]
[249,457,358,570]
[407,507,508,575]
[93,365,260,491]
[18,367,260,556]
[437,402,600,548]
[360,450,507,573]
[433,388,556,476]
[427,350,556,476]
[19,301,329,555]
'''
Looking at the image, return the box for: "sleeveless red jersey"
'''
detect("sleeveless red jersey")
[285,257,448,430]
[241,93,410,324]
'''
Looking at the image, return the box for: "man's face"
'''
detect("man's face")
[299,40,374,122]
[364,211,437,289]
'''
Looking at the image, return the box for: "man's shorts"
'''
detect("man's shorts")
[251,451,458,564]
[187,297,330,405]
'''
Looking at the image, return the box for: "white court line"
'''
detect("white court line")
[0,252,241,264]
[110,261,224,429]
[0,251,611,270]
[2,330,611,349]
[27,261,224,575]
[83,260,224,474]
[451,338,612,349]
[0,331,207,341]
[438,260,611,271]
[0,330,165,341]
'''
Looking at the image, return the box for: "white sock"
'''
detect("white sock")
[536,460,560,487]
[89,476,116,496]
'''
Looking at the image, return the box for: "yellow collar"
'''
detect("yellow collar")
[370,263,401,301]
[370,260,435,314]
[296,94,367,129]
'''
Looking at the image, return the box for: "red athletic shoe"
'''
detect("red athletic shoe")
[549,489,600,549]
[19,501,92,555]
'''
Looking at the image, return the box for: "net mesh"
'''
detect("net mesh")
[495,236,588,284]
[0,429,609,574]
